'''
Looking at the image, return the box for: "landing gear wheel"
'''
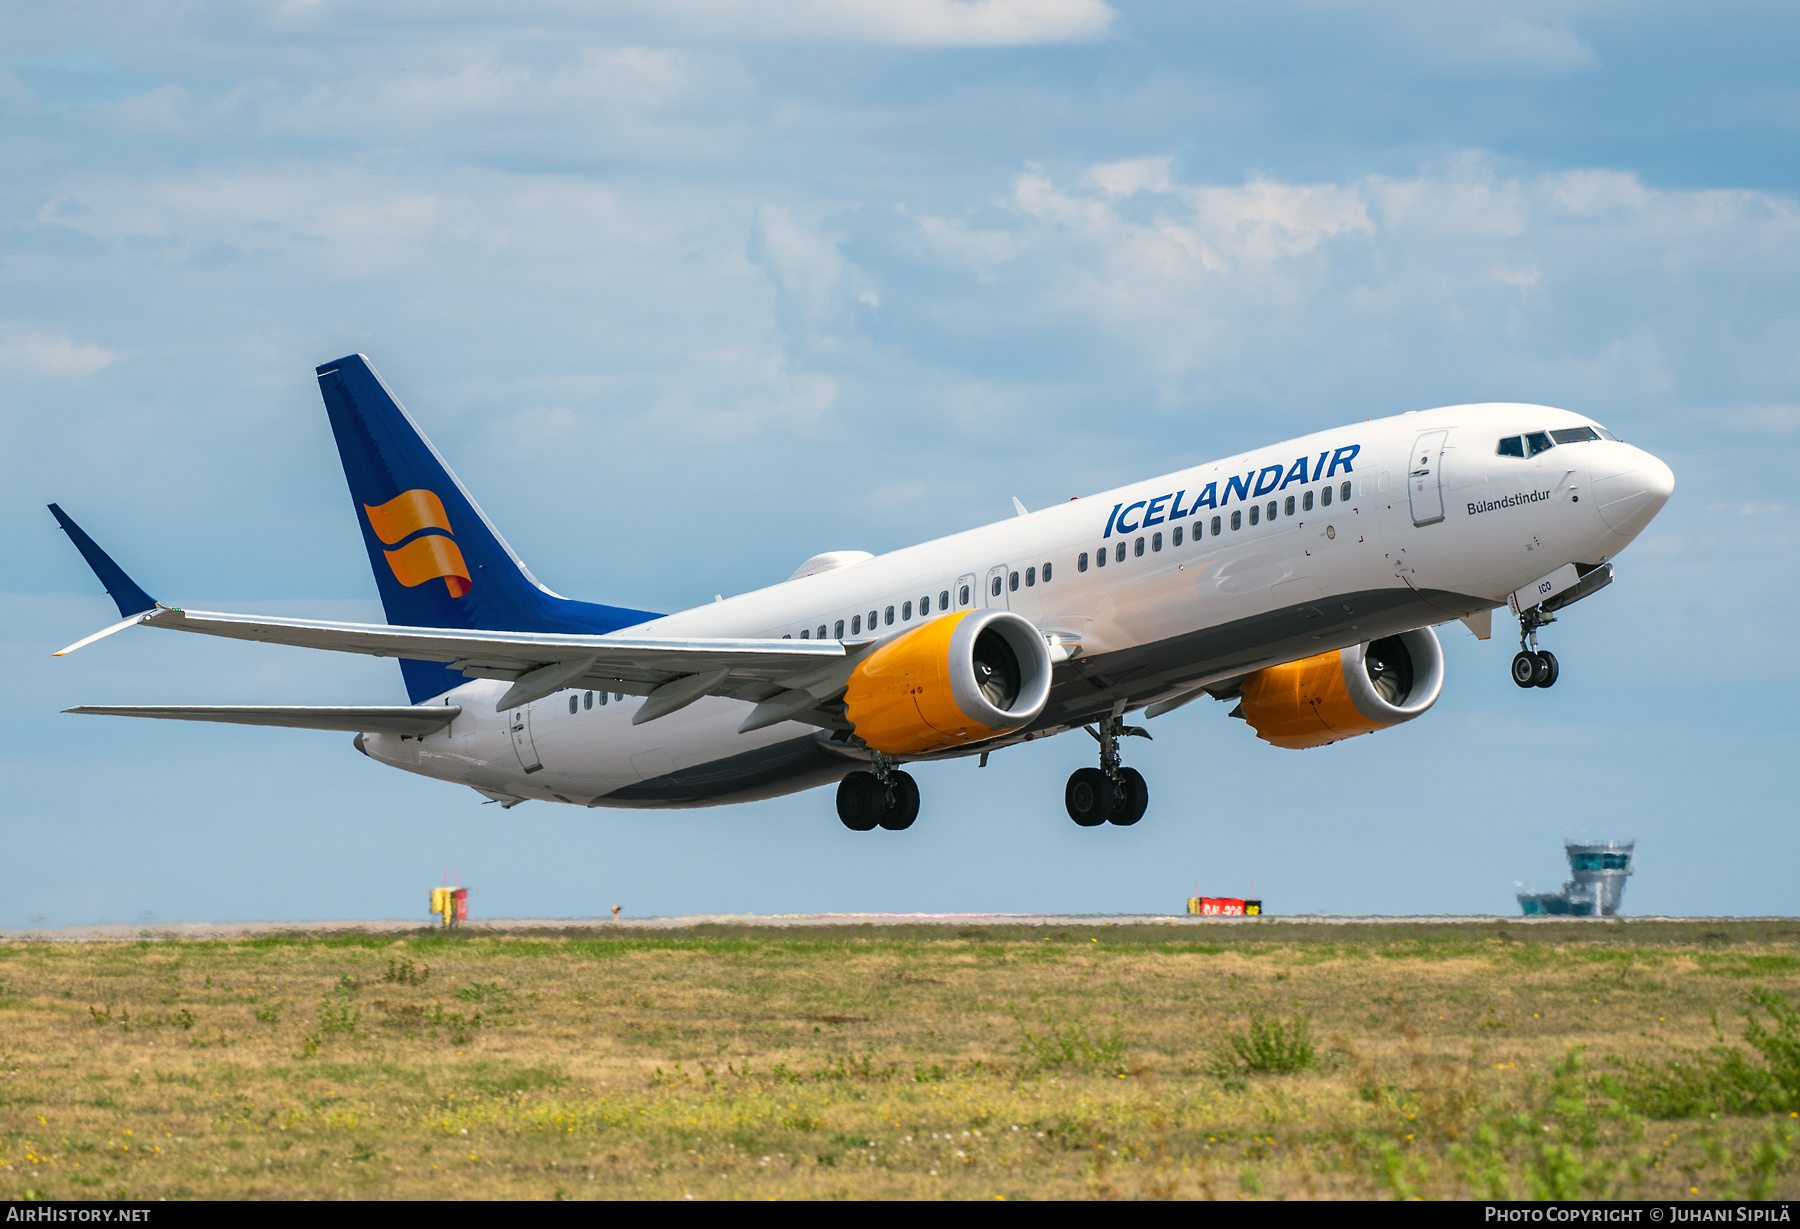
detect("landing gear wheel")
[1065,768,1115,827]
[1533,650,1559,689]
[1110,767,1148,826]
[879,771,920,831]
[836,771,883,831]
[1511,651,1540,688]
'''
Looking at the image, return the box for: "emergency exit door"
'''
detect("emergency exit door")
[984,565,1010,608]
[1409,430,1449,526]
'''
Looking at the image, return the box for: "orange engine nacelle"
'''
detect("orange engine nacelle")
[1237,628,1445,749]
[843,609,1053,755]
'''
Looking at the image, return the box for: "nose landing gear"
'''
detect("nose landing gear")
[837,751,920,831]
[1066,715,1150,826]
[1511,605,1560,689]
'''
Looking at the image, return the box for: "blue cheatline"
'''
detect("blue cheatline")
[316,354,661,703]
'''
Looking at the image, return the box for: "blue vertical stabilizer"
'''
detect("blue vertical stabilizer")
[315,354,658,701]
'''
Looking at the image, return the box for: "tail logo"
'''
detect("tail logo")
[363,490,472,598]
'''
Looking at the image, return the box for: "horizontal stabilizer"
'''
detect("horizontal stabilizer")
[65,705,461,735]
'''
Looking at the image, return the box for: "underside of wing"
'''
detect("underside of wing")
[131,608,862,720]
[66,705,461,735]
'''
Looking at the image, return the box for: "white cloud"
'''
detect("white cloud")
[1477,18,1602,73]
[1549,170,1650,218]
[0,327,116,379]
[1090,157,1171,197]
[654,0,1117,46]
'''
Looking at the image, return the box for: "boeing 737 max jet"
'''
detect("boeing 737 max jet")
[51,355,1675,829]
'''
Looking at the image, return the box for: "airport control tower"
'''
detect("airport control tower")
[1517,840,1635,917]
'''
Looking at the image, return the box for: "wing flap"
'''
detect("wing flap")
[66,705,461,735]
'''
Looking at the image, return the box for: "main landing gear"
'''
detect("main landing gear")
[837,751,920,832]
[1065,715,1150,827]
[1511,605,1560,689]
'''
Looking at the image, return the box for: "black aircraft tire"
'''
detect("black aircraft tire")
[1065,768,1115,827]
[1534,650,1560,689]
[880,771,920,831]
[836,771,883,831]
[1111,767,1149,826]
[1511,651,1540,688]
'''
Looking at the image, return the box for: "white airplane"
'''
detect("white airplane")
[52,354,1674,829]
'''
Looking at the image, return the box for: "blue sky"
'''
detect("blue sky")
[4,0,1796,925]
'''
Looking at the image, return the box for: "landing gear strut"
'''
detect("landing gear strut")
[1066,715,1149,827]
[836,751,920,831]
[1511,605,1560,689]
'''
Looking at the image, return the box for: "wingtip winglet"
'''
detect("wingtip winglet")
[48,503,159,619]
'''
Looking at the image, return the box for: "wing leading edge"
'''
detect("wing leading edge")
[66,705,461,735]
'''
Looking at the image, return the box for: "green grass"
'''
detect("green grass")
[0,921,1794,1199]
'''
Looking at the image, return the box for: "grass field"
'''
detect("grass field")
[2,918,1797,1200]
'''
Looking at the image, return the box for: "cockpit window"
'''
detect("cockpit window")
[1594,424,1621,441]
[1497,436,1524,458]
[1525,431,1554,456]
[1550,426,1601,445]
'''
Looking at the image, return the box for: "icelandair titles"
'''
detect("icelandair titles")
[1104,446,1360,538]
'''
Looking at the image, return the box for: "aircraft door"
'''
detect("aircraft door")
[984,565,1010,609]
[955,573,977,611]
[1408,430,1449,527]
[510,704,543,774]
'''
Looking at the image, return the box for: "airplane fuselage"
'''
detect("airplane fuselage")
[357,401,1673,808]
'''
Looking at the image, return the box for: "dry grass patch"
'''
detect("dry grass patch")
[0,922,1794,1199]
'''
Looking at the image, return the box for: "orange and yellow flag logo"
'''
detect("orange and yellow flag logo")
[363,489,472,598]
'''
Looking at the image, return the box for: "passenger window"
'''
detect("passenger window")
[885,606,895,625]
[958,586,969,606]
[902,602,912,621]
[1131,537,1142,557]
[1172,526,1182,546]
[1302,490,1313,512]
[990,576,1002,596]
[869,610,878,628]
[1008,572,1019,591]
[1526,431,1554,456]
[919,594,930,613]
[799,629,809,639]
[1115,542,1126,563]
[1025,567,1036,587]
[1284,496,1295,517]
[940,589,950,608]
[584,691,593,710]
[1231,510,1242,530]
[1079,551,1089,572]
[782,633,791,639]
[817,624,827,639]
[1339,481,1351,502]
[1497,435,1525,458]
[1039,565,1050,584]
[851,614,861,635]
[1151,532,1162,552]
[614,693,623,702]
[834,619,844,639]
[1249,505,1260,526]
[1321,485,1333,507]
[1095,547,1106,568]
[1267,500,1278,522]
[1211,515,1221,535]
[569,695,579,715]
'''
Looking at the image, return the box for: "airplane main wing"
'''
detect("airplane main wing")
[66,705,462,735]
[59,606,863,728]
[49,502,864,731]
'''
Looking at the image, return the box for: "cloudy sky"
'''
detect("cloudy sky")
[5,0,1796,925]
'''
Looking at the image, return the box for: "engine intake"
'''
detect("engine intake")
[1236,627,1444,750]
[843,609,1053,755]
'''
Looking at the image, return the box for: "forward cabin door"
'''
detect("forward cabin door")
[1408,430,1449,526]
[510,704,543,773]
[984,565,1010,609]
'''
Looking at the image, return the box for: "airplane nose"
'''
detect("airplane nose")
[1591,447,1675,539]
